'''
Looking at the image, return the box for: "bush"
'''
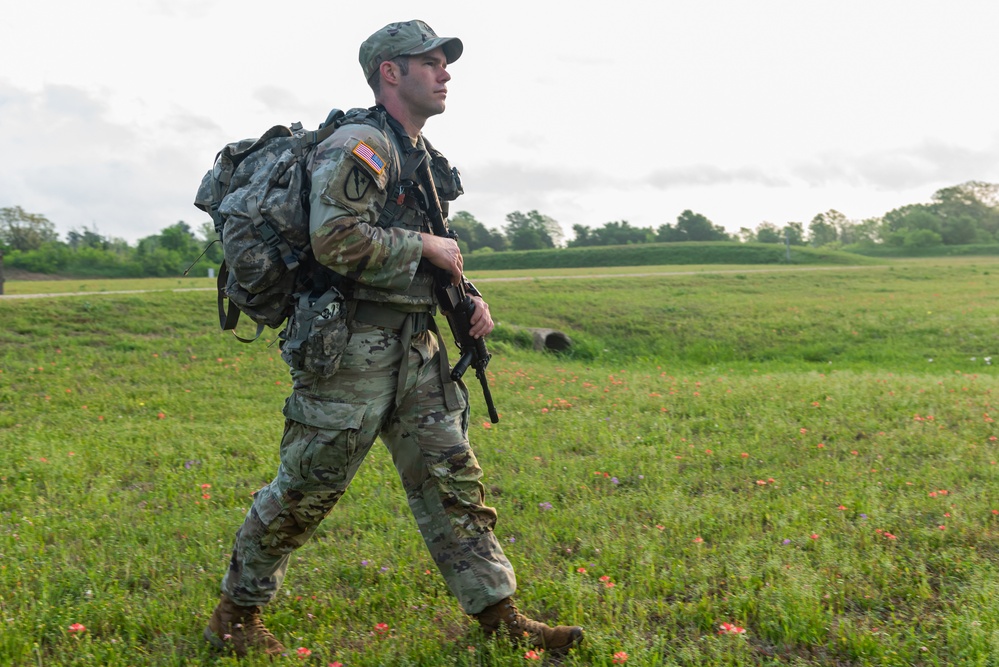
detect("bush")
[843,243,999,258]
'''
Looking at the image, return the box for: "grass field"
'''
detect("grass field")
[2,258,999,666]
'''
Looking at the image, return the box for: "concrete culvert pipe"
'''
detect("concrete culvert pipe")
[507,326,572,353]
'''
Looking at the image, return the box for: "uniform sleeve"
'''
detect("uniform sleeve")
[308,129,423,291]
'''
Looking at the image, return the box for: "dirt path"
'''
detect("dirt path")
[0,265,891,300]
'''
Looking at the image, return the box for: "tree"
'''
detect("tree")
[851,217,883,245]
[567,220,654,247]
[882,205,941,246]
[932,181,999,243]
[753,222,782,244]
[503,210,561,250]
[134,221,204,276]
[449,211,507,252]
[874,183,999,246]
[940,214,982,246]
[159,221,199,254]
[196,221,225,266]
[657,210,730,242]
[656,221,686,243]
[67,226,110,251]
[782,222,806,246]
[808,210,847,247]
[902,228,943,248]
[0,206,59,251]
[570,224,592,247]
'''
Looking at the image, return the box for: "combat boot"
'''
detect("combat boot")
[204,594,286,658]
[474,597,583,652]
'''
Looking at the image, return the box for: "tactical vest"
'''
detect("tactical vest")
[347,108,463,310]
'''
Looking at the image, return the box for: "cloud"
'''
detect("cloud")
[144,0,217,19]
[40,84,108,119]
[0,81,212,241]
[640,139,999,197]
[161,111,223,135]
[647,164,788,188]
[252,85,303,114]
[0,81,140,160]
[791,139,999,190]
[461,161,602,196]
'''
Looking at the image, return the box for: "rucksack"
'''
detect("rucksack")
[194,108,353,341]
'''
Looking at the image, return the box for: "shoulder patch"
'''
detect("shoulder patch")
[343,166,372,202]
[351,140,386,176]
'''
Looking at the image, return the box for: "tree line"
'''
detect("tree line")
[451,181,999,253]
[2,181,998,277]
[0,209,222,278]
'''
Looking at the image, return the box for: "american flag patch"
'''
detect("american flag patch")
[352,141,386,175]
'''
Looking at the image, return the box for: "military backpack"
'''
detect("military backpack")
[194,108,361,342]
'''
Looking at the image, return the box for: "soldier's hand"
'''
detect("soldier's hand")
[421,234,462,285]
[468,295,494,339]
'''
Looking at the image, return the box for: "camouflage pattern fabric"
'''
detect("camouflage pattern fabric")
[307,122,425,293]
[222,321,516,614]
[358,20,463,82]
[306,120,463,308]
[216,128,312,294]
[194,125,317,330]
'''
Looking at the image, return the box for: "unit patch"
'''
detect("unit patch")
[343,166,372,201]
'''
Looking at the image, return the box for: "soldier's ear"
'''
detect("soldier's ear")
[379,60,401,86]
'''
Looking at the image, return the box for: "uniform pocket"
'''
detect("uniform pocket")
[281,288,351,378]
[281,395,369,484]
[251,484,285,526]
[283,393,366,430]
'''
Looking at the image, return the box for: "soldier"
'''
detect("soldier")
[204,20,584,658]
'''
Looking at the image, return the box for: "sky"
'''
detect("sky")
[2,0,998,245]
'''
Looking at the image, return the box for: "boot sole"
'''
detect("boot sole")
[204,624,286,657]
[545,627,584,654]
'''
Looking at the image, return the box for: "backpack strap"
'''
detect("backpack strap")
[374,149,428,228]
[217,260,266,342]
[376,111,464,412]
[247,194,301,272]
[300,112,344,150]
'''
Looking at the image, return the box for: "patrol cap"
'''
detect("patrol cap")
[359,20,463,81]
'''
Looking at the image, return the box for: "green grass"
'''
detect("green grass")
[2,258,999,665]
[463,242,879,272]
[0,275,216,296]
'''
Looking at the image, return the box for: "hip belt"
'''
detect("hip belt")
[353,300,432,335]
[351,300,450,409]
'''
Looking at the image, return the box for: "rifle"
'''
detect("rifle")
[417,155,500,423]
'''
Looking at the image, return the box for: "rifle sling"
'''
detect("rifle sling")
[407,142,465,412]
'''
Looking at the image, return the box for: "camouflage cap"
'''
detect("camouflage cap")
[359,20,463,81]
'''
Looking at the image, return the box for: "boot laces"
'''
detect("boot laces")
[227,606,276,639]
[504,602,544,637]
[242,613,277,640]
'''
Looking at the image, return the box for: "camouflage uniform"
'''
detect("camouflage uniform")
[221,109,517,615]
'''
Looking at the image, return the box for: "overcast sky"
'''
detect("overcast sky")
[2,0,998,245]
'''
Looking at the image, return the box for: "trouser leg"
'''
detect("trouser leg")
[220,324,398,606]
[222,414,374,606]
[381,336,516,615]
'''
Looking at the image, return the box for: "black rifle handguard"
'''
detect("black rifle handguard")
[416,153,499,423]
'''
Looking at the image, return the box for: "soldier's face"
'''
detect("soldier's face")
[398,47,451,119]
